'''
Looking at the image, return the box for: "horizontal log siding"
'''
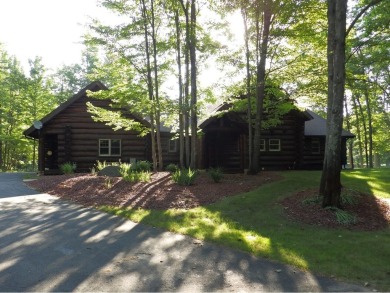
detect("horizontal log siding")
[302,136,326,169]
[43,96,148,171]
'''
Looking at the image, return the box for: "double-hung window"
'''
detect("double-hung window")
[168,139,178,152]
[269,139,281,151]
[260,139,266,151]
[99,139,121,156]
[311,138,320,154]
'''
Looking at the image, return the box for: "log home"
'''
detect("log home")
[24,81,354,174]
[24,81,179,174]
[198,104,354,171]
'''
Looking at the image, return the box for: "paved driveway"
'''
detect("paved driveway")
[0,173,368,292]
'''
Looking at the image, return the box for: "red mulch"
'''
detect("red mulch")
[26,171,282,210]
[26,172,390,231]
[281,188,390,231]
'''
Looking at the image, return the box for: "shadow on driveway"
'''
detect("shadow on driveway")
[0,173,367,292]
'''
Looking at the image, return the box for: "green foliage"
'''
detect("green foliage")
[95,160,119,171]
[172,168,198,186]
[130,160,152,172]
[165,163,178,173]
[208,167,223,183]
[122,171,151,183]
[325,207,357,226]
[59,162,76,174]
[340,190,360,205]
[119,161,152,183]
[302,196,322,205]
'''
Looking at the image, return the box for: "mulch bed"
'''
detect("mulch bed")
[26,172,390,231]
[26,171,282,210]
[281,188,390,231]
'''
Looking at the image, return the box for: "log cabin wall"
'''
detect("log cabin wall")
[302,136,326,169]
[200,109,309,171]
[257,110,307,170]
[42,95,148,172]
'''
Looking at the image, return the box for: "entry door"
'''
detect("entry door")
[44,135,58,170]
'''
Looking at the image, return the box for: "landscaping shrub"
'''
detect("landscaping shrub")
[131,160,152,172]
[119,161,151,183]
[172,168,198,186]
[165,163,178,173]
[208,167,223,183]
[59,162,76,174]
[122,171,151,183]
[95,160,119,171]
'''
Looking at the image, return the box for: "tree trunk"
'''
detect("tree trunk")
[140,0,157,171]
[343,98,354,169]
[320,0,347,208]
[174,9,185,169]
[356,95,369,167]
[242,7,253,171]
[189,0,197,169]
[251,1,272,174]
[352,95,364,168]
[363,87,373,168]
[150,0,163,170]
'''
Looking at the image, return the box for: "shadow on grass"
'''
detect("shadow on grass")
[103,170,390,291]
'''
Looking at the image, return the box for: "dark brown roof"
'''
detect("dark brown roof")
[304,109,355,137]
[24,81,108,139]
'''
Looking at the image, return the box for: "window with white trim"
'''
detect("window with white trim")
[269,139,281,151]
[311,138,320,154]
[168,139,177,152]
[260,139,266,151]
[99,139,121,156]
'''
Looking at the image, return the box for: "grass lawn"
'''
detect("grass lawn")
[101,169,390,290]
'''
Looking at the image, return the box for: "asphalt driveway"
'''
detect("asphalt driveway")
[0,173,368,292]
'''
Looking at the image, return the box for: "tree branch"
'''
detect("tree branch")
[346,0,384,37]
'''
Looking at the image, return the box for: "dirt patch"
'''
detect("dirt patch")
[281,188,390,231]
[26,171,282,210]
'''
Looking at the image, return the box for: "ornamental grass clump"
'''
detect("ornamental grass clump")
[60,162,76,174]
[119,161,151,183]
[172,168,198,186]
[208,167,223,183]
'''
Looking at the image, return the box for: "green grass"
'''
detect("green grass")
[100,169,390,290]
[342,168,390,199]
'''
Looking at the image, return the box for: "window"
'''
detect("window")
[260,139,266,151]
[99,139,121,156]
[312,138,320,154]
[269,139,281,151]
[168,139,177,152]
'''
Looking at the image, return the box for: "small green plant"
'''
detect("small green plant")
[208,167,223,183]
[119,162,132,176]
[60,162,76,174]
[172,168,198,186]
[95,160,109,172]
[104,177,113,189]
[95,160,120,172]
[325,207,357,225]
[131,160,152,172]
[122,171,151,183]
[118,161,151,183]
[340,190,360,205]
[302,196,322,205]
[334,209,357,225]
[165,163,178,173]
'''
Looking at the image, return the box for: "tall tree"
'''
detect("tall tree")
[320,0,348,208]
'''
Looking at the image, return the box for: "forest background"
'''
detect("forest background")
[0,0,389,172]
